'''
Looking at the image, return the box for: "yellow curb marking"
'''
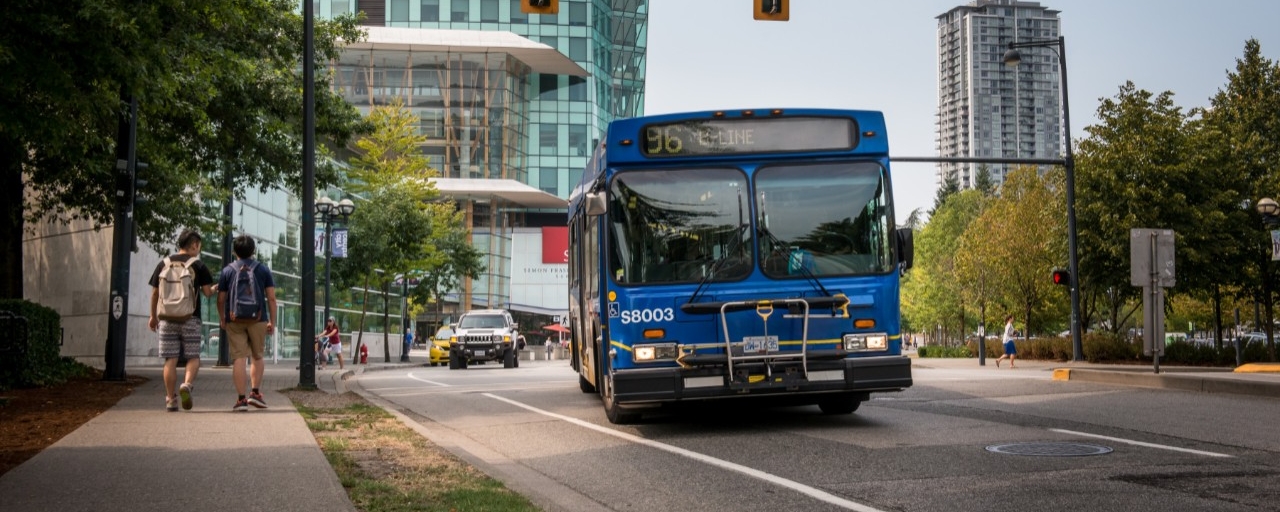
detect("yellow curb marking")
[1234,363,1280,374]
[1052,368,1071,381]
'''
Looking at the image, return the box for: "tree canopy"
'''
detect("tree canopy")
[0,0,368,298]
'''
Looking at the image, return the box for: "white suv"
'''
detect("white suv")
[449,309,524,369]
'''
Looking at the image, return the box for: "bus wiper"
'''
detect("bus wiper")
[686,223,749,306]
[758,226,832,298]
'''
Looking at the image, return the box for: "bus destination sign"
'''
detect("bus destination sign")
[640,117,856,157]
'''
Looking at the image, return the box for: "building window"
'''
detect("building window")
[540,124,558,153]
[569,125,588,156]
[421,0,439,21]
[390,0,409,22]
[569,2,587,26]
[569,37,587,61]
[451,1,468,22]
[331,0,349,16]
[567,76,586,101]
[540,168,558,194]
[539,74,559,100]
[509,0,527,23]
[481,0,499,22]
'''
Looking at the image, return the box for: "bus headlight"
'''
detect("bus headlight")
[634,343,678,362]
[843,333,888,352]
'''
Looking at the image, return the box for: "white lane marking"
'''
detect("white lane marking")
[484,393,888,512]
[1050,428,1233,458]
[407,372,451,387]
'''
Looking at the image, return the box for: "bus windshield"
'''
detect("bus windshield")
[757,162,893,277]
[608,168,752,284]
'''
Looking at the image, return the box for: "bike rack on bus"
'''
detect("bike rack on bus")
[718,298,813,382]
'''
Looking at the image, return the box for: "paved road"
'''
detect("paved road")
[351,358,1280,512]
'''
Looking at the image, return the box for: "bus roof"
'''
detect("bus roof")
[569,108,889,214]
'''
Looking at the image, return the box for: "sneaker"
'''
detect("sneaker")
[178,383,193,410]
[232,398,249,412]
[247,392,268,409]
[166,395,179,412]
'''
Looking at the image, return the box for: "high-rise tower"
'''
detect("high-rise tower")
[936,0,1061,189]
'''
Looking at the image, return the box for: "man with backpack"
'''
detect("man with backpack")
[148,229,217,412]
[216,235,278,412]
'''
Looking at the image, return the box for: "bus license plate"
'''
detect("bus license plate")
[743,336,779,353]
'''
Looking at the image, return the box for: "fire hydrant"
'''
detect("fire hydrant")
[359,344,369,364]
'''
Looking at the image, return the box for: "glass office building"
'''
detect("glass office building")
[320,0,649,321]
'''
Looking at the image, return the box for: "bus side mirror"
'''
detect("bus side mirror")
[896,227,914,270]
[586,191,607,216]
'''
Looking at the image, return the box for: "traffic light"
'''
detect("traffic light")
[132,161,150,210]
[521,0,558,15]
[1052,268,1070,286]
[754,0,789,21]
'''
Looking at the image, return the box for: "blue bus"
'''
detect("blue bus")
[567,108,914,423]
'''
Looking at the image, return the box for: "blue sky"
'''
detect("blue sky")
[643,0,1280,225]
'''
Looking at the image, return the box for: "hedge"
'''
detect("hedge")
[917,331,1276,366]
[0,299,71,389]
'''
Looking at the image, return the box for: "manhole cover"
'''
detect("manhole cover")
[985,442,1113,457]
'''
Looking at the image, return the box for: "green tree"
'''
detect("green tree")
[0,0,367,299]
[974,165,997,196]
[930,173,961,216]
[1076,82,1196,334]
[334,100,482,360]
[903,189,983,345]
[982,167,1067,336]
[1199,39,1280,359]
[952,190,998,337]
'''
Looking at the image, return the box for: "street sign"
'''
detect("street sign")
[1130,228,1175,288]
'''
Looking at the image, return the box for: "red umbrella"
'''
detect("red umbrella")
[543,324,571,333]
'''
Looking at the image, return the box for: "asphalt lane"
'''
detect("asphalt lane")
[352,359,1280,512]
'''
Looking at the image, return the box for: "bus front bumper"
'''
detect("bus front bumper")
[611,355,912,404]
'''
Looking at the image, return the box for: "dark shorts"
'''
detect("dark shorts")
[1003,340,1017,355]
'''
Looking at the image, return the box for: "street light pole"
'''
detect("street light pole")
[1004,35,1083,362]
[1255,197,1279,361]
[315,196,354,333]
[299,0,317,390]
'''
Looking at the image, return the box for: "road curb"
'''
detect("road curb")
[1054,368,1280,399]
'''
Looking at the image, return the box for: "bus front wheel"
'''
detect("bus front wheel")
[817,393,862,415]
[601,369,641,424]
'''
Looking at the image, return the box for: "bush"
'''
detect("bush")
[1082,332,1141,363]
[0,299,66,390]
[917,345,972,358]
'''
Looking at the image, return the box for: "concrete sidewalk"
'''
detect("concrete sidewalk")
[911,355,1280,399]
[0,356,418,512]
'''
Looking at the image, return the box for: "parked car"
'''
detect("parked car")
[448,309,525,369]
[1236,332,1268,346]
[428,326,453,367]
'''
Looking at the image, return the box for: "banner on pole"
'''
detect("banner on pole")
[332,228,349,258]
[1271,230,1280,261]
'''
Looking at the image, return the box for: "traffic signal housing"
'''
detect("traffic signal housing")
[1052,268,1070,286]
[754,0,789,21]
[521,0,558,15]
[132,161,150,210]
